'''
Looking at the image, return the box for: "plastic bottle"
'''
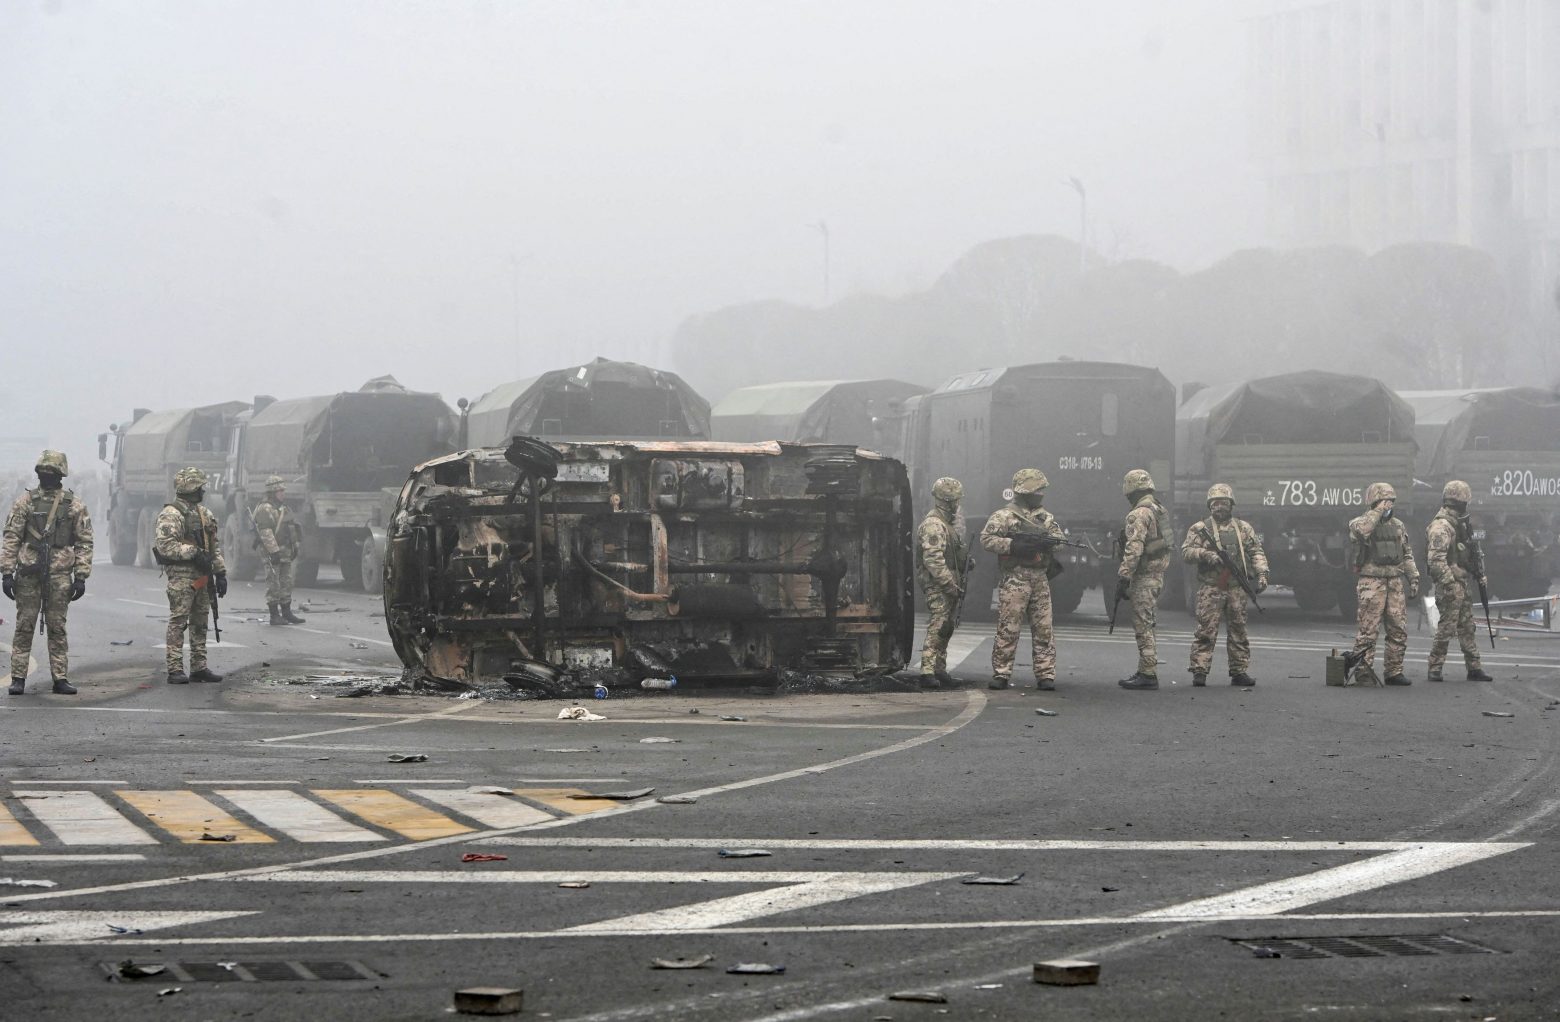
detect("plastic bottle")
[593,684,609,699]
[639,676,677,690]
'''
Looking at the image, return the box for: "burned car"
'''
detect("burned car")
[383,438,914,692]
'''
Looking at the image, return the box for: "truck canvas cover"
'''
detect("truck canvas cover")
[465,358,709,447]
[711,379,927,450]
[1204,371,1414,448]
[119,401,248,475]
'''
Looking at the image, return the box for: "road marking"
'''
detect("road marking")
[8,780,132,785]
[0,910,257,944]
[0,803,40,846]
[352,778,469,785]
[260,699,483,743]
[510,788,616,816]
[411,789,554,829]
[116,791,274,844]
[342,634,394,647]
[114,598,164,609]
[476,837,1450,852]
[216,790,384,843]
[2,854,145,862]
[13,791,157,845]
[153,641,248,649]
[313,790,475,841]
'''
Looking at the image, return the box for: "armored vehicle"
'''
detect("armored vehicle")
[463,358,710,448]
[383,438,913,690]
[1401,387,1560,597]
[225,379,458,590]
[1175,371,1416,616]
[99,401,250,566]
[915,361,1176,617]
[710,379,927,462]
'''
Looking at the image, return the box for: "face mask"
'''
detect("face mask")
[187,488,205,504]
[36,472,62,490]
[1017,492,1043,509]
[1210,503,1232,523]
[1446,500,1468,515]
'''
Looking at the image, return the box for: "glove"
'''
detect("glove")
[1008,533,1046,558]
[1,574,12,600]
[1255,574,1268,594]
[192,551,213,572]
[1200,550,1222,567]
[1114,577,1132,602]
[215,573,228,598]
[70,578,86,602]
[1408,579,1420,599]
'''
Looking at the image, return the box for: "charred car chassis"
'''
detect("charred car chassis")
[383,438,914,691]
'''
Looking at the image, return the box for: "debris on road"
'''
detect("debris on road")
[198,832,237,842]
[718,848,771,858]
[461,853,509,863]
[106,924,144,935]
[570,787,654,801]
[639,737,680,744]
[719,715,748,722]
[961,873,1023,885]
[1034,708,1057,717]
[109,639,133,646]
[1101,886,1120,893]
[469,786,513,795]
[656,795,699,805]
[543,748,593,754]
[453,986,524,1015]
[0,877,57,888]
[726,963,785,975]
[349,642,371,649]
[888,991,947,1004]
[557,881,591,889]
[1250,946,1282,958]
[1482,711,1514,718]
[116,960,165,979]
[651,954,714,970]
[973,983,1003,989]
[157,987,183,997]
[387,753,429,763]
[557,707,606,721]
[1033,959,1100,986]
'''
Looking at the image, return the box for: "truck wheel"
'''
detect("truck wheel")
[337,542,365,592]
[1292,583,1336,614]
[1335,579,1359,622]
[134,508,157,568]
[1051,573,1085,616]
[109,511,137,566]
[360,530,386,595]
[224,519,261,581]
[294,558,320,587]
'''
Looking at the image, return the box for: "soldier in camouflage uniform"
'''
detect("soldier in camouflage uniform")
[252,475,306,626]
[1,451,92,695]
[1425,480,1492,683]
[1347,482,1420,686]
[980,468,1065,691]
[1181,483,1269,687]
[916,476,969,686]
[154,467,228,684]
[1116,469,1172,690]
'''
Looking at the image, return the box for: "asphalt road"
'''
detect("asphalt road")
[3,563,1560,1020]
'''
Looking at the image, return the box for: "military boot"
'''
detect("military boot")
[933,668,958,688]
[1384,674,1412,686]
[988,675,1010,690]
[268,604,283,626]
[51,679,77,695]
[280,604,306,624]
[1467,667,1493,682]
[1118,673,1159,690]
[8,678,24,695]
[1191,672,1207,687]
[167,670,190,685]
[190,668,223,684]
[1035,678,1055,691]
[1230,673,1255,687]
[1426,669,1444,683]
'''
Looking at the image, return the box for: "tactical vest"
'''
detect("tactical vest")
[1202,518,1248,577]
[1433,509,1473,571]
[153,501,212,566]
[998,505,1055,571]
[1358,518,1407,567]
[23,489,76,548]
[1143,502,1171,559]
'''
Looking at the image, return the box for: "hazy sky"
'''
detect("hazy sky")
[0,0,1253,467]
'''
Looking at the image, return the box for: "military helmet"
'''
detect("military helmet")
[1206,483,1234,506]
[34,450,68,477]
[1442,479,1472,504]
[1011,468,1048,494]
[1365,481,1397,506]
[931,476,963,502]
[174,466,208,494]
[1122,468,1155,496]
[264,474,287,492]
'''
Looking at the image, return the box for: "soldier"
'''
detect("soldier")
[1425,480,1493,683]
[1347,482,1420,686]
[154,467,228,685]
[916,476,969,687]
[0,450,92,695]
[980,468,1065,691]
[252,475,306,626]
[1182,483,1269,687]
[1116,469,1172,690]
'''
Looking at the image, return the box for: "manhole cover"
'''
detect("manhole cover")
[1230,934,1503,960]
[104,960,378,983]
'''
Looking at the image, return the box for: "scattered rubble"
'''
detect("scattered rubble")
[651,954,714,970]
[453,987,524,1015]
[1033,959,1099,986]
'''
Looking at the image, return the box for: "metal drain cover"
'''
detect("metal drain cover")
[104,960,379,983]
[1231,934,1503,960]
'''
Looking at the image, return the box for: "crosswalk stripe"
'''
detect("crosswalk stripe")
[411,789,555,829]
[217,790,385,843]
[512,788,616,816]
[13,791,157,846]
[314,790,476,841]
[116,791,274,844]
[0,803,40,846]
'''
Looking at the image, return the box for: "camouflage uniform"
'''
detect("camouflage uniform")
[1425,480,1488,682]
[1117,470,1171,686]
[155,469,228,680]
[252,476,304,623]
[1347,483,1420,683]
[1181,486,1268,683]
[1,452,93,691]
[916,477,968,679]
[980,469,1064,688]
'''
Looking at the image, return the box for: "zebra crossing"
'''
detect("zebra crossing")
[0,784,611,848]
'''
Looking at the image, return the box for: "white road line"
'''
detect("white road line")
[352,778,468,785]
[0,910,257,944]
[153,641,247,649]
[260,698,483,742]
[10,780,131,786]
[114,598,164,609]
[476,837,1437,852]
[342,634,394,647]
[215,790,384,843]
[410,790,554,829]
[1133,841,1526,919]
[233,870,906,884]
[1,854,146,863]
[13,791,157,845]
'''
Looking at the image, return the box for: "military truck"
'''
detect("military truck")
[463,357,710,448]
[1175,371,1417,617]
[99,401,250,566]
[223,379,458,591]
[384,438,913,690]
[1401,387,1560,597]
[710,379,928,462]
[913,361,1176,617]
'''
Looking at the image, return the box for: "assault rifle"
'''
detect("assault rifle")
[194,513,222,643]
[947,543,974,634]
[31,537,48,635]
[1465,521,1496,650]
[1195,523,1264,614]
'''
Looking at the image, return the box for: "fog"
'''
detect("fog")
[0,0,1258,470]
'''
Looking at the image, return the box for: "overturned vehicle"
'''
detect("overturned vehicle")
[383,438,914,694]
